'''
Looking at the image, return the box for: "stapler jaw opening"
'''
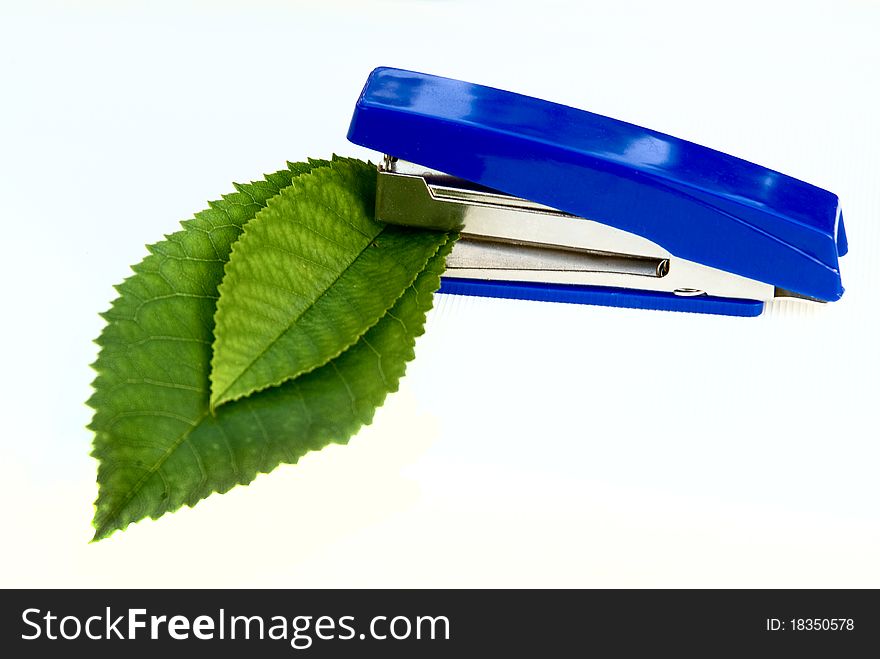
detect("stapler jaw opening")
[376,156,782,304]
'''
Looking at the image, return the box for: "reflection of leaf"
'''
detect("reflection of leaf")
[88,156,454,540]
[210,160,448,409]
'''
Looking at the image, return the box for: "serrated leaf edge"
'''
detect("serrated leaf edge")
[90,236,453,541]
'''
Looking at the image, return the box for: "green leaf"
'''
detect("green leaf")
[88,160,325,537]
[210,160,448,409]
[88,156,455,540]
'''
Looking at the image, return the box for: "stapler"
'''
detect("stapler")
[347,67,847,317]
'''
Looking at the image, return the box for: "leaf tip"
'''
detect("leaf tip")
[90,513,115,543]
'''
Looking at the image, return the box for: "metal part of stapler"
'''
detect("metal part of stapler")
[347,68,848,317]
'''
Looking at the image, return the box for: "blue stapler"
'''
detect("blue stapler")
[347,67,847,317]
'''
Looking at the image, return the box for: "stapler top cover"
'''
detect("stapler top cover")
[347,67,846,302]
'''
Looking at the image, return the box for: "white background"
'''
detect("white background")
[1,0,878,587]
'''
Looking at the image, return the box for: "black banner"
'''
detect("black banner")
[1,589,876,655]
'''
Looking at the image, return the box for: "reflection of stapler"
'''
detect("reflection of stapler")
[347,68,847,317]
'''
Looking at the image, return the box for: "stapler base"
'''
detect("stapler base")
[438,277,765,317]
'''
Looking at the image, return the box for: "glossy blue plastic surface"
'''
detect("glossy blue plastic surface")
[439,278,764,317]
[348,67,846,302]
